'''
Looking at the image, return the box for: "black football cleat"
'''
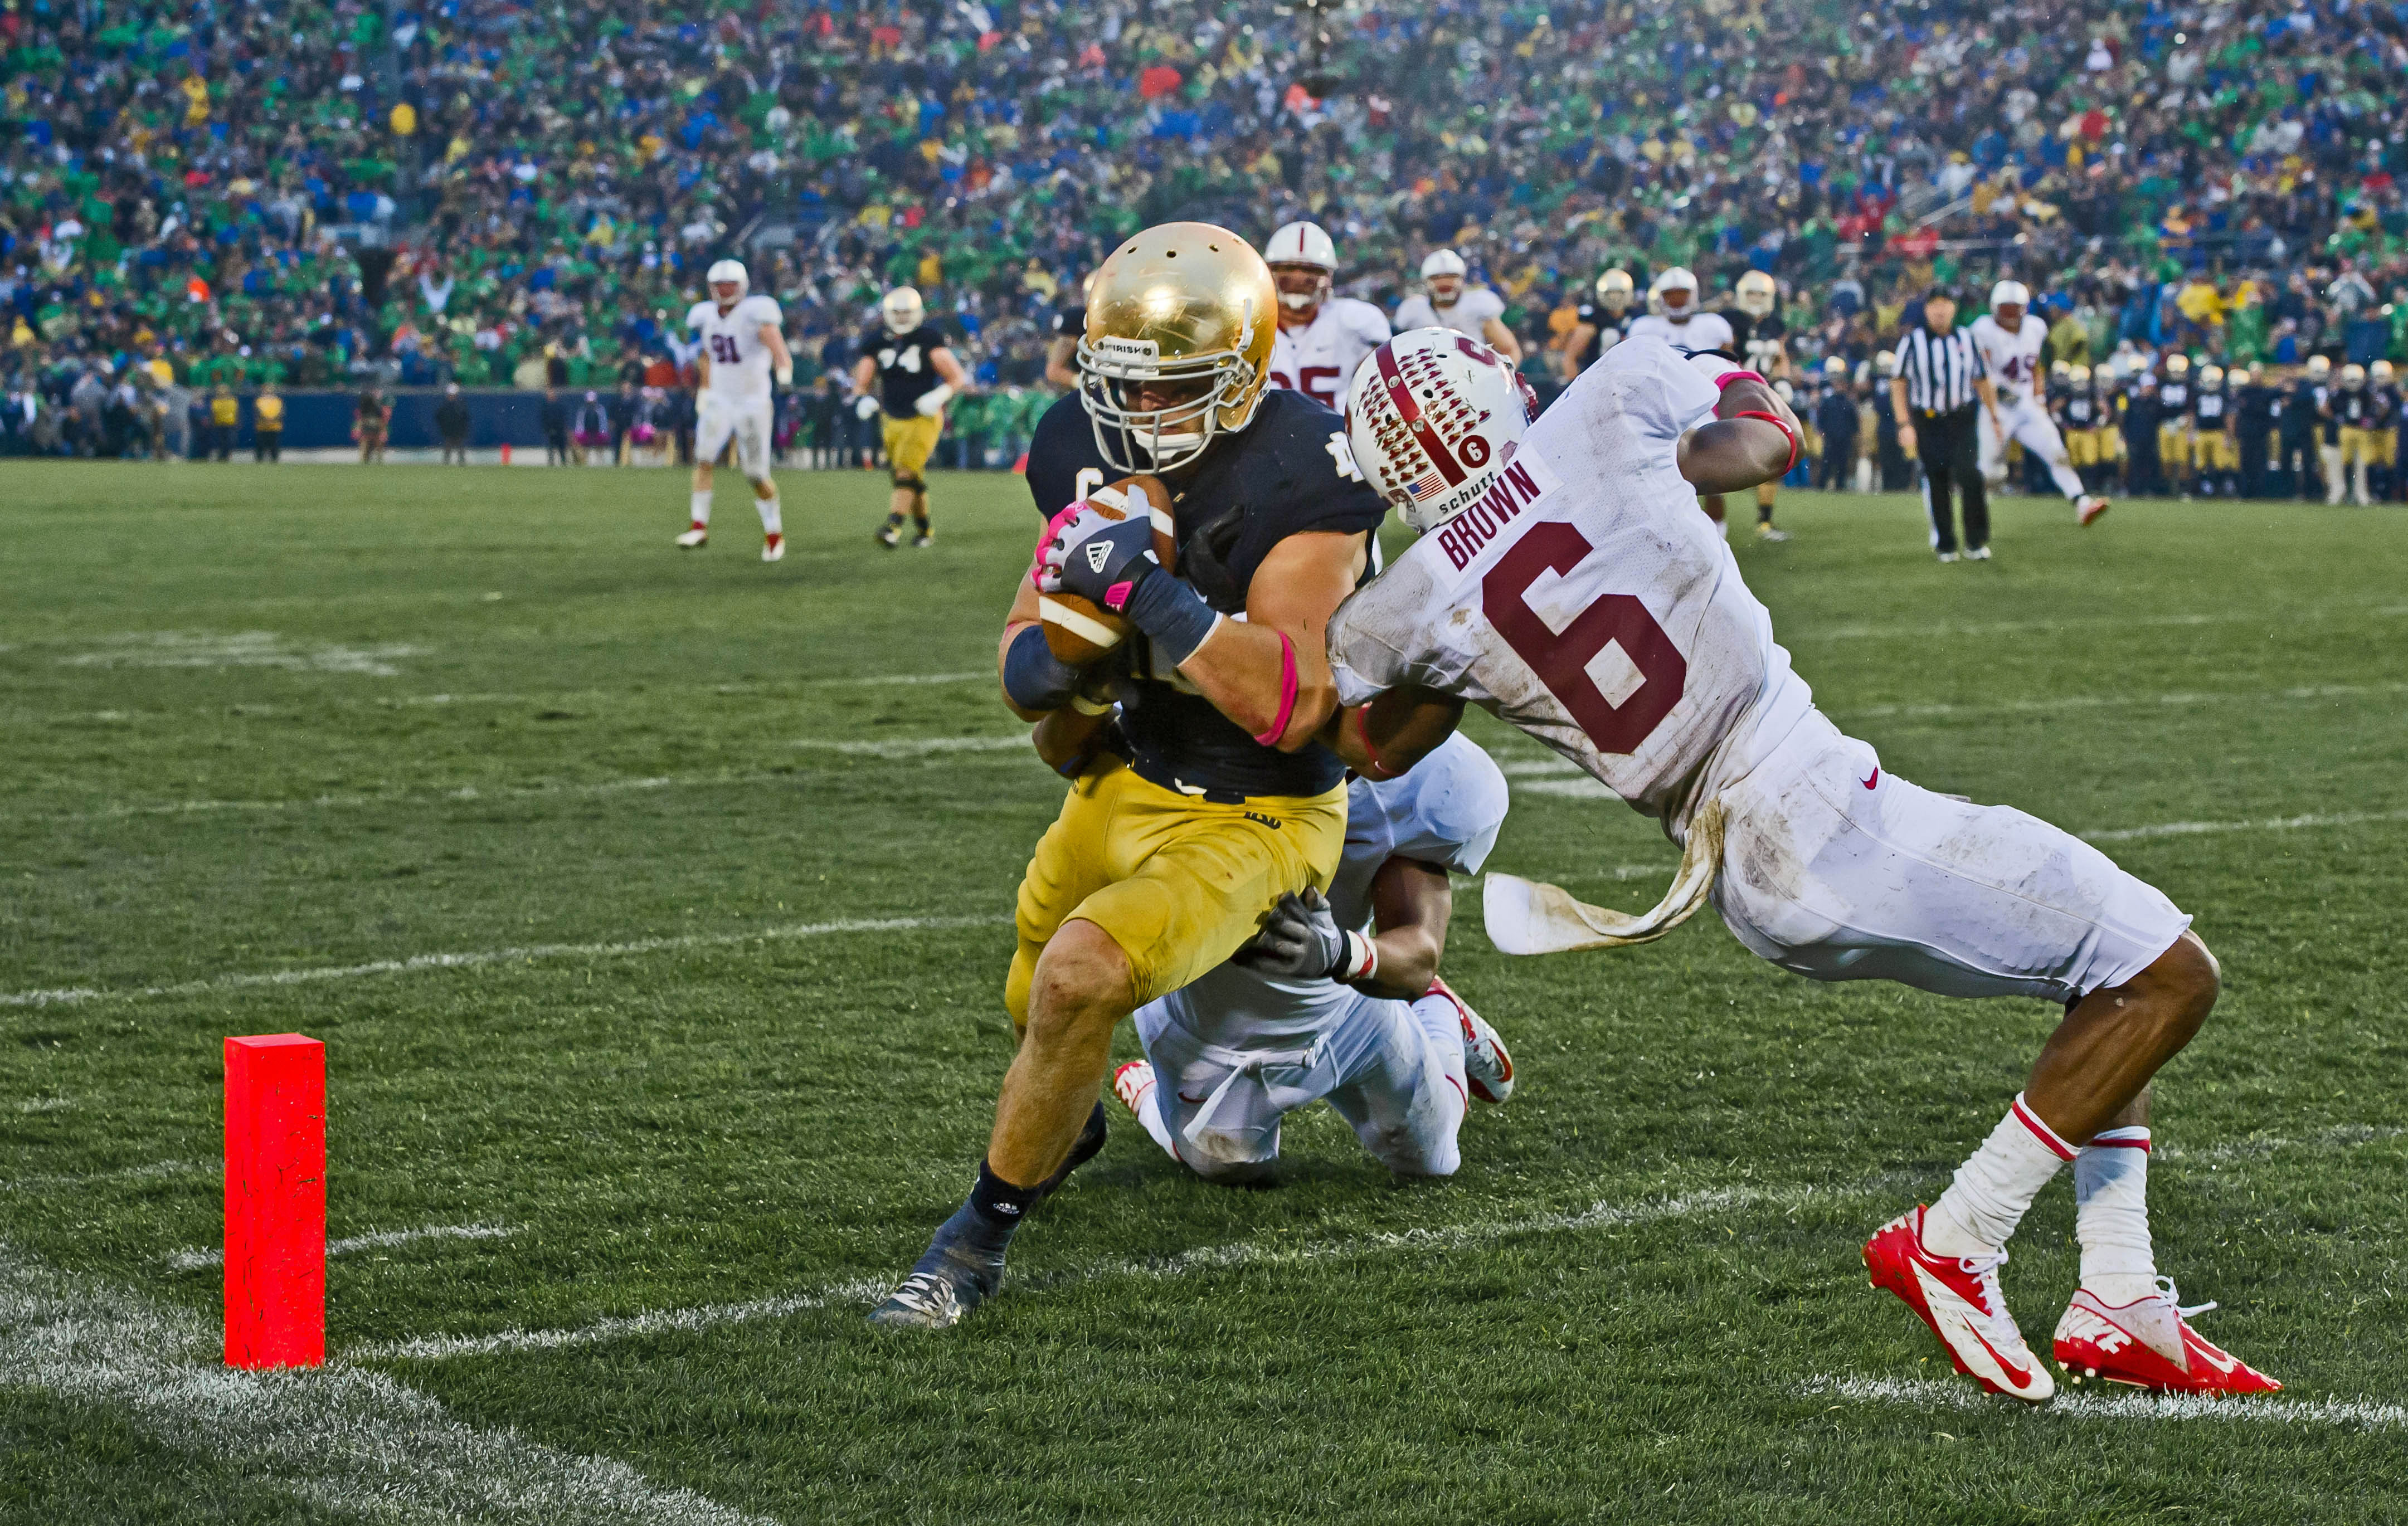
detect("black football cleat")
[868,1203,1011,1330]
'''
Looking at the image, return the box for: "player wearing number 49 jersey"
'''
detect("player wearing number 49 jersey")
[678,260,795,561]
[1971,282,2109,526]
[1324,329,2275,1403]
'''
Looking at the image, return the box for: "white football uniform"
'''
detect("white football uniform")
[1326,337,2188,1003]
[688,295,783,481]
[1395,286,1507,344]
[1270,298,1392,411]
[1126,733,1509,1181]
[1623,310,1736,354]
[1970,314,2084,501]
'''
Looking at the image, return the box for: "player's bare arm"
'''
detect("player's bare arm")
[1354,855,1453,1000]
[760,323,794,387]
[1178,529,1368,750]
[1324,684,1465,781]
[850,354,876,396]
[1482,315,1523,364]
[1890,373,1917,458]
[1680,376,1803,494]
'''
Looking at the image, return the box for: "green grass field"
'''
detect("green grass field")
[3,460,2405,1524]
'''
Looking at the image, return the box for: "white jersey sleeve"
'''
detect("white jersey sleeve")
[1340,297,1394,348]
[1457,287,1506,332]
[1393,295,1438,333]
[1326,335,1814,839]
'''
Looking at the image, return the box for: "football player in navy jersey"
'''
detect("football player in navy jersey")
[870,222,1392,1330]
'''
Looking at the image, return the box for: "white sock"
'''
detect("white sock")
[2076,1127,2157,1304]
[1925,1093,2076,1257]
[689,490,712,527]
[754,491,782,537]
[1408,991,1468,1083]
[1126,1070,1178,1160]
[1855,456,1873,494]
[2047,456,2088,502]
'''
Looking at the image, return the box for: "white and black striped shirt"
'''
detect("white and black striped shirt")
[1893,324,1985,414]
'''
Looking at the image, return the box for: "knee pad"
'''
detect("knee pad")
[891,472,926,492]
[746,471,776,492]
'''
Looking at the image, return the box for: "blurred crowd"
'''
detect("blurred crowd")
[8,0,2408,465]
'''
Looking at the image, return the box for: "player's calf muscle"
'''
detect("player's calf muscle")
[2027,933,2219,1140]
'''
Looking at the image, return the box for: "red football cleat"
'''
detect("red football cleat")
[2076,494,2111,526]
[2054,1283,2282,1395]
[1865,1206,2054,1403]
[1423,976,1512,1103]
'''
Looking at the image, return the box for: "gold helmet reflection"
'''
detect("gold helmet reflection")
[1594,267,1634,314]
[1077,222,1277,474]
[1734,269,1777,319]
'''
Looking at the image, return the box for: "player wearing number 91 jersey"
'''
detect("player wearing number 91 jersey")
[1327,329,2271,1406]
[678,260,794,561]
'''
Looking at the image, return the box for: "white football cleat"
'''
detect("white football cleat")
[1864,1206,2054,1403]
[1423,977,1512,1103]
[675,523,708,548]
[2054,1280,2281,1395]
[2076,495,2110,526]
[1936,550,1959,563]
[1111,1060,1156,1118]
[762,533,785,562]
[1963,545,1992,561]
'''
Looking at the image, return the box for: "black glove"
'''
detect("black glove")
[1232,888,1349,979]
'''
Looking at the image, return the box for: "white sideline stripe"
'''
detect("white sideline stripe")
[1845,680,2408,721]
[1794,605,2408,643]
[2081,808,2408,842]
[33,771,748,825]
[790,734,1028,757]
[351,1186,1809,1363]
[1802,1374,2408,1431]
[167,1222,519,1274]
[3,1158,215,1191]
[0,1241,780,1525]
[0,914,1007,1010]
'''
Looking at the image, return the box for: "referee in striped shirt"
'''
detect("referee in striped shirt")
[1890,287,2000,561]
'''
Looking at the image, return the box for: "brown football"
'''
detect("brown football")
[1039,474,1177,666]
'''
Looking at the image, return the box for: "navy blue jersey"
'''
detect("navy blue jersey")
[1028,387,1388,798]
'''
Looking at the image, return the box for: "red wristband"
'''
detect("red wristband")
[1715,369,1768,389]
[1734,408,1801,473]
[1353,704,1404,780]
[1253,631,1300,747]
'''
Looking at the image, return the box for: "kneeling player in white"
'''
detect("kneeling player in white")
[1112,733,1515,1182]
[678,259,794,562]
[1973,281,2110,526]
[1263,220,1392,413]
[1324,329,2277,1402]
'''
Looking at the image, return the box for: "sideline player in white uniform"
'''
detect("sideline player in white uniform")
[1973,280,2110,525]
[677,259,794,560]
[1112,733,1515,1181]
[1624,266,1739,534]
[1322,328,2277,1404]
[1394,249,1521,363]
[1263,220,1392,411]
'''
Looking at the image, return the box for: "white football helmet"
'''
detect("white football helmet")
[1345,327,1538,534]
[1652,266,1699,315]
[1735,270,1777,319]
[881,286,925,334]
[707,259,749,303]
[1990,279,2031,315]
[1421,248,1467,280]
[1422,248,1468,310]
[1265,221,1337,316]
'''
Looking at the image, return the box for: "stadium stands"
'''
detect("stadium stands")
[7,0,2408,464]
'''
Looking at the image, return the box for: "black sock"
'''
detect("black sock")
[1033,1102,1108,1200]
[969,1159,1044,1226]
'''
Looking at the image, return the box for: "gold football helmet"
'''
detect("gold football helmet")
[1077,222,1277,474]
[1734,269,1777,319]
[1594,267,1634,315]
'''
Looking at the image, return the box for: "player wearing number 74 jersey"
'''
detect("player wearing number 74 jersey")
[1324,329,2277,1403]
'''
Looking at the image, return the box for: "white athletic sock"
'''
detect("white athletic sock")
[2076,1127,2157,1305]
[2046,455,2088,503]
[1408,991,1469,1103]
[1855,456,1874,494]
[1127,1074,1178,1159]
[689,489,712,527]
[754,491,782,537]
[1924,1094,2076,1257]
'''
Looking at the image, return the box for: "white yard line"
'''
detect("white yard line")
[2082,808,2408,842]
[0,1240,780,1525]
[167,1222,520,1274]
[790,734,1029,757]
[352,1185,1810,1363]
[1802,1374,2407,1431]
[1,913,1008,1011]
[1842,680,2408,721]
[3,1159,215,1191]
[1791,605,2408,644]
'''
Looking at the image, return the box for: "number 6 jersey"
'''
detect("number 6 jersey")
[1326,338,1815,840]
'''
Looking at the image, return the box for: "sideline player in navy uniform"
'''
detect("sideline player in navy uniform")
[1724,269,1793,540]
[854,286,970,548]
[1561,268,1636,378]
[870,222,1390,1328]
